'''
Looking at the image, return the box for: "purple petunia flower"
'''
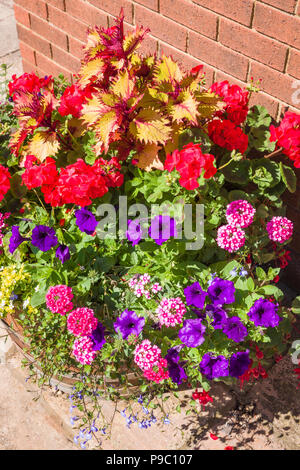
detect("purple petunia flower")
[178,318,206,348]
[165,346,187,385]
[114,309,145,340]
[90,322,106,351]
[184,281,207,309]
[222,316,248,343]
[31,225,58,252]
[199,353,229,380]
[75,208,98,235]
[206,304,228,329]
[229,350,251,378]
[9,226,29,254]
[247,298,281,328]
[126,219,144,246]
[148,215,177,245]
[207,277,235,306]
[55,244,70,264]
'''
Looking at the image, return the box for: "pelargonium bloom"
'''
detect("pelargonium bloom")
[0,165,11,202]
[229,350,251,378]
[31,225,58,252]
[67,307,98,336]
[114,309,145,340]
[199,353,229,380]
[178,318,206,348]
[9,226,29,254]
[75,208,98,235]
[148,215,177,245]
[90,321,106,351]
[184,281,207,309]
[222,316,248,343]
[156,297,186,327]
[266,216,293,243]
[46,285,73,315]
[248,298,281,327]
[208,119,248,154]
[206,304,228,329]
[58,82,94,118]
[217,224,246,253]
[210,80,249,125]
[55,244,70,264]
[207,277,235,306]
[270,111,300,168]
[72,336,97,365]
[226,200,256,228]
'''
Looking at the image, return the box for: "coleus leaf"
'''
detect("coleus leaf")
[79,58,106,86]
[196,91,225,118]
[136,143,163,171]
[111,70,135,100]
[154,55,183,84]
[167,90,199,125]
[26,130,60,162]
[129,109,171,144]
[93,110,121,154]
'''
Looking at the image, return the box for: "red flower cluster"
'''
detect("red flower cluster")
[270,111,300,168]
[271,242,291,269]
[210,80,249,125]
[164,142,217,190]
[22,157,124,207]
[192,389,214,410]
[239,360,268,389]
[208,119,248,154]
[8,73,52,100]
[294,360,300,389]
[58,83,94,118]
[0,165,11,202]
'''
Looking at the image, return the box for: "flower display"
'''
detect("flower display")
[0,165,11,201]
[67,307,98,336]
[9,226,28,254]
[184,281,207,309]
[225,200,256,228]
[248,298,281,328]
[178,318,206,347]
[207,278,235,306]
[270,111,300,168]
[266,216,293,243]
[72,336,97,365]
[199,353,229,380]
[46,285,74,315]
[90,322,106,351]
[156,297,186,327]
[75,208,98,235]
[55,245,71,264]
[210,80,249,125]
[134,340,162,372]
[31,225,58,252]
[229,351,251,378]
[222,316,248,343]
[114,309,145,339]
[207,119,248,154]
[148,215,177,245]
[217,224,246,253]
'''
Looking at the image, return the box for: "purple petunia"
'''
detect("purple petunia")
[229,351,251,378]
[31,225,58,252]
[126,219,144,246]
[184,281,207,309]
[178,318,206,348]
[114,309,145,340]
[247,298,281,328]
[75,208,98,235]
[207,277,235,306]
[199,353,229,380]
[55,244,70,264]
[206,304,228,329]
[9,226,29,254]
[165,346,187,385]
[148,215,177,245]
[222,316,248,343]
[90,322,106,351]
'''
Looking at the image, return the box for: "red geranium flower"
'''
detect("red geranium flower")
[0,165,11,201]
[208,119,248,154]
[210,80,249,125]
[270,111,300,168]
[58,83,94,118]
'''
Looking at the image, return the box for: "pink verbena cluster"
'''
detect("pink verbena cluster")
[72,336,97,365]
[46,285,74,315]
[67,307,98,336]
[155,297,186,327]
[143,358,169,384]
[134,340,169,383]
[226,200,256,228]
[217,224,246,253]
[266,216,293,243]
[0,212,10,247]
[128,274,162,299]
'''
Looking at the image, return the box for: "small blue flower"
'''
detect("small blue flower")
[142,406,149,415]
[80,441,87,450]
[120,408,127,418]
[73,435,80,445]
[229,267,238,277]
[100,428,106,435]
[163,415,170,425]
[239,268,248,277]
[138,395,144,404]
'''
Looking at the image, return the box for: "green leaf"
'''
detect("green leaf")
[280,162,297,193]
[31,290,46,308]
[292,296,300,314]
[10,173,27,199]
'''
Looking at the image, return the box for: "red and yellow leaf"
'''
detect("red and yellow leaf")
[129,109,171,144]
[26,131,60,162]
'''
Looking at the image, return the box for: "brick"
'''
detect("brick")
[133,0,158,10]
[14,0,48,20]
[87,0,133,23]
[249,90,280,118]
[68,36,85,60]
[135,4,188,51]
[35,51,73,80]
[192,0,254,26]
[65,0,108,28]
[13,4,30,28]
[253,3,300,49]
[257,0,297,14]
[219,18,288,72]
[51,45,81,72]
[250,61,300,107]
[22,58,36,74]
[160,0,217,39]
[19,41,36,66]
[287,49,300,79]
[16,23,51,57]
[189,32,249,80]
[47,4,89,42]
[138,34,158,56]
[30,13,68,50]
[46,0,66,10]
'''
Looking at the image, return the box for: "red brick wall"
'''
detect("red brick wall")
[12,0,300,288]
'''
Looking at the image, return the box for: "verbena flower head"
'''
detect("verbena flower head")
[72,336,97,365]
[206,304,228,329]
[46,285,74,315]
[114,309,145,340]
[226,200,256,228]
[148,215,177,245]
[31,225,58,252]
[266,216,293,243]
[207,277,235,306]
[222,316,248,343]
[248,298,281,327]
[178,318,206,347]
[143,358,169,383]
[199,353,229,380]
[67,307,98,336]
[75,208,98,235]
[9,226,28,254]
[184,281,207,309]
[55,244,70,264]
[134,340,161,372]
[217,224,246,253]
[90,322,106,351]
[229,350,251,378]
[156,297,186,327]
